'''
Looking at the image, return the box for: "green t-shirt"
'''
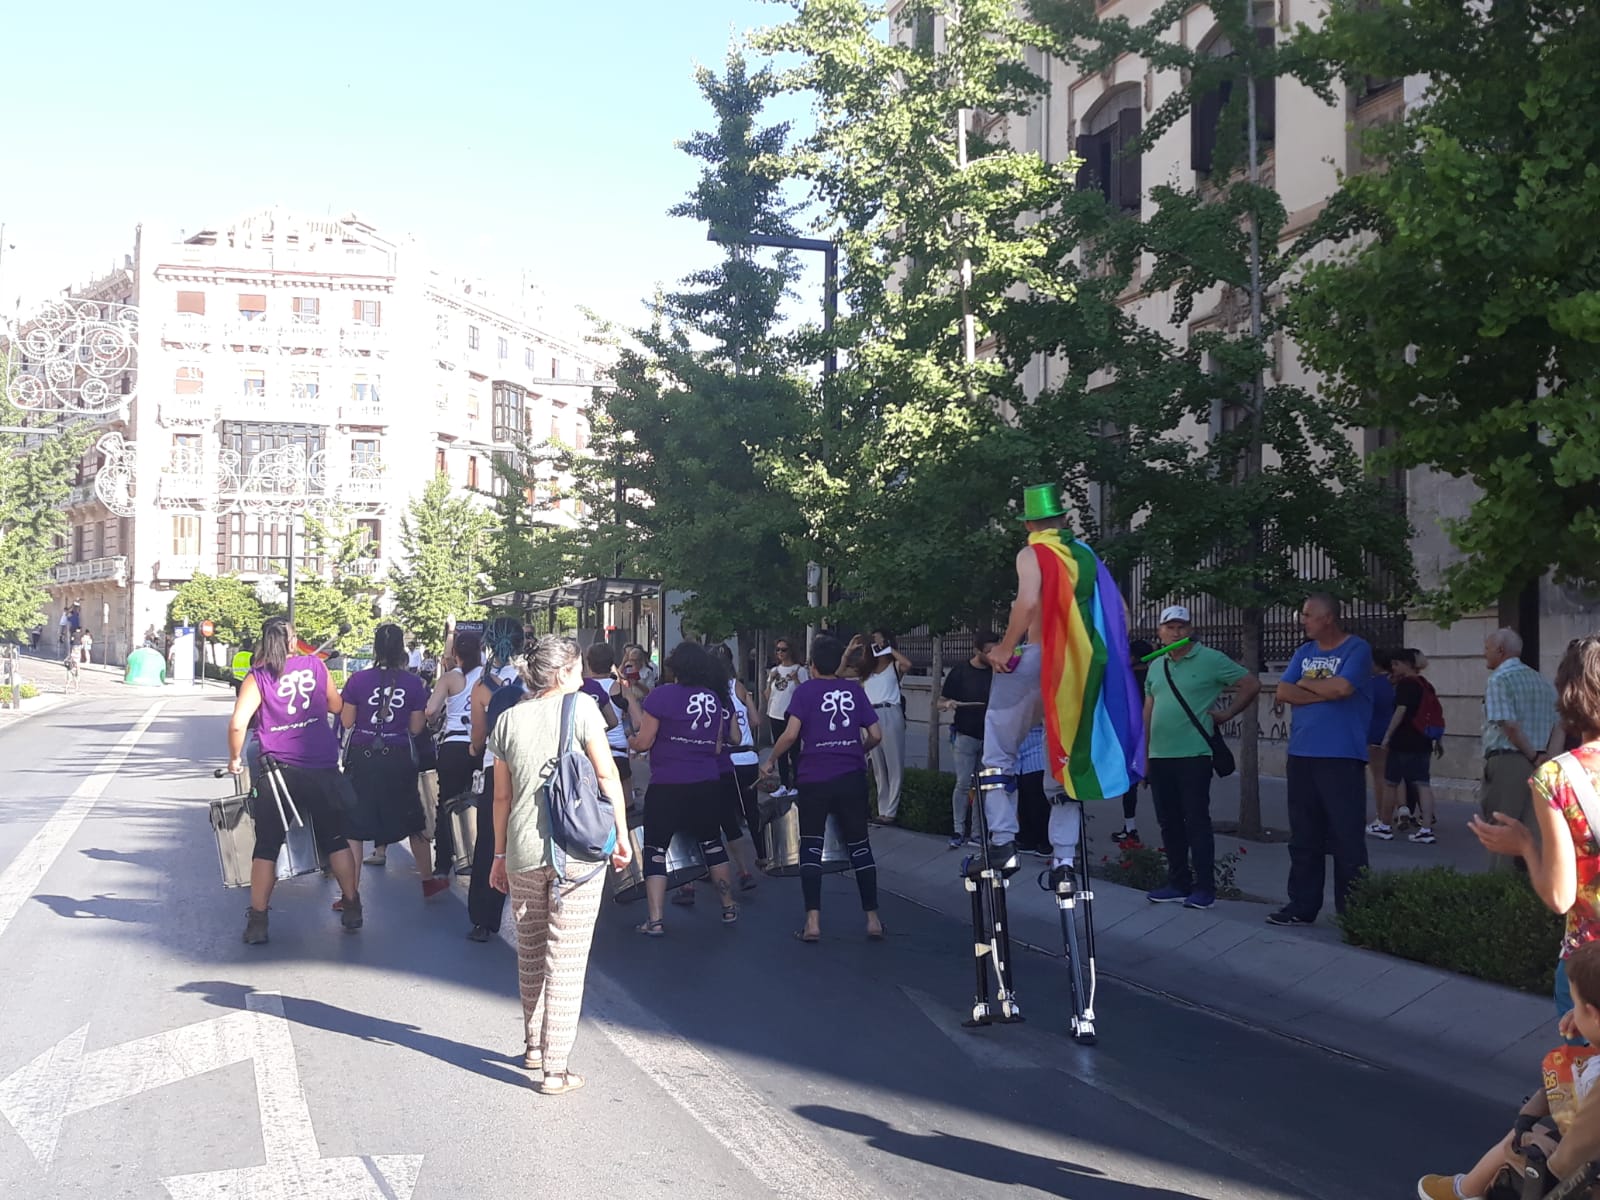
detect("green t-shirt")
[1144,643,1249,760]
[486,691,608,874]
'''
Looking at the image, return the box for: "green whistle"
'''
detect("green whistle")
[1141,638,1191,663]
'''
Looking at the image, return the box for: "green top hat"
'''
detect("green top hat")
[1018,482,1068,522]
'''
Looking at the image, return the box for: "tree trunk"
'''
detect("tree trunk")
[1237,604,1265,840]
[928,635,944,772]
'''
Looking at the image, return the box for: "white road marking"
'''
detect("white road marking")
[421,846,883,1200]
[0,993,422,1199]
[0,700,164,943]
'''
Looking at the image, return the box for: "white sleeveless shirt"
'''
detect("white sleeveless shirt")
[863,663,902,707]
[441,666,482,741]
[727,683,759,767]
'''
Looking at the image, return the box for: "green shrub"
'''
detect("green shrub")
[870,767,958,835]
[1338,867,1563,994]
[1089,843,1246,899]
[0,684,39,702]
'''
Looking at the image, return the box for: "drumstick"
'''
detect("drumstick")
[1140,638,1191,663]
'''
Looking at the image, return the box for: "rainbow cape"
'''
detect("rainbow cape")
[1030,531,1145,800]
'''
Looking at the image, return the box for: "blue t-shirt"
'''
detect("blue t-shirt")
[1367,673,1395,747]
[1281,635,1374,761]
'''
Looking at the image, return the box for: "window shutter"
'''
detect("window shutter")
[1115,108,1142,212]
[1254,27,1277,144]
[372,300,382,327]
[353,298,363,321]
[238,293,266,312]
[1191,78,1230,175]
[176,291,205,315]
[1074,134,1094,192]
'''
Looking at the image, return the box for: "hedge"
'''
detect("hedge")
[0,684,38,703]
[1338,867,1563,995]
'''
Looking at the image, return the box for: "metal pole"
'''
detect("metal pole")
[285,519,297,627]
[953,3,978,403]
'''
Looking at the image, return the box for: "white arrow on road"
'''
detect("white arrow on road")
[0,992,421,1199]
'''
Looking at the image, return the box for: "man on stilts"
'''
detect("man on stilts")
[966,482,1144,1042]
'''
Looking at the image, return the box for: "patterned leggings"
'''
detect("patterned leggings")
[508,866,606,1075]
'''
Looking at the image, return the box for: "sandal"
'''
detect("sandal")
[738,872,758,892]
[331,897,343,912]
[721,904,740,925]
[636,919,665,937]
[537,1071,585,1096]
[793,929,820,943]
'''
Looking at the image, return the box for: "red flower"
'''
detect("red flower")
[1119,861,1132,870]
[1239,846,1248,855]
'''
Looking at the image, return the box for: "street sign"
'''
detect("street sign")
[200,620,215,638]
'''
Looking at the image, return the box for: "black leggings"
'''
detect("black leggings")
[768,717,799,788]
[796,770,877,914]
[643,781,730,878]
[251,763,355,863]
[434,739,482,875]
[718,764,762,845]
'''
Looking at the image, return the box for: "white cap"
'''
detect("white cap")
[1159,605,1192,625]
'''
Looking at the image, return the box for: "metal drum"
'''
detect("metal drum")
[612,829,709,904]
[762,809,851,878]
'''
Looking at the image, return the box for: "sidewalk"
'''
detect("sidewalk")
[868,823,1552,1105]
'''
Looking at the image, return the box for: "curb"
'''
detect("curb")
[0,695,66,722]
[868,825,1550,1104]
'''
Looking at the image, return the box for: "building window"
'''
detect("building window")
[492,383,525,444]
[175,366,204,395]
[291,373,319,400]
[1192,23,1276,176]
[353,299,382,326]
[242,371,265,398]
[524,347,535,371]
[351,376,379,405]
[435,448,447,476]
[355,518,381,557]
[1077,97,1142,213]
[171,433,201,469]
[351,438,379,469]
[176,291,206,315]
[468,325,480,350]
[238,294,267,321]
[549,357,560,379]
[497,336,509,360]
[466,391,481,420]
[466,456,479,489]
[219,422,326,481]
[73,526,85,562]
[293,296,320,323]
[223,514,318,574]
[172,515,201,557]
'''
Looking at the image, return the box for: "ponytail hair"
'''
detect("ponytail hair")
[373,622,406,670]
[257,617,292,679]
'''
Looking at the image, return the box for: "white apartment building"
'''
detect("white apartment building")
[23,209,606,663]
[895,2,1597,783]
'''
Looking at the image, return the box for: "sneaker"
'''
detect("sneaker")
[1146,886,1188,903]
[1416,1174,1479,1200]
[948,834,965,849]
[340,892,363,932]
[1111,828,1141,846]
[1183,891,1216,910]
[242,907,269,945]
[1409,827,1437,845]
[422,877,451,899]
[467,925,493,943]
[965,841,1019,879]
[1266,908,1313,927]
[1365,821,1394,840]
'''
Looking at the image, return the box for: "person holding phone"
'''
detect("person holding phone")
[846,630,911,825]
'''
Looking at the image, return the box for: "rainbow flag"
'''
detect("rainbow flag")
[1030,531,1145,799]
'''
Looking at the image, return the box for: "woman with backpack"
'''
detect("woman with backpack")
[339,623,445,903]
[1372,648,1443,845]
[486,636,630,1096]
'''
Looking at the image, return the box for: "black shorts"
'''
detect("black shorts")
[643,779,722,851]
[252,763,356,863]
[342,743,425,845]
[613,755,632,782]
[1385,749,1433,785]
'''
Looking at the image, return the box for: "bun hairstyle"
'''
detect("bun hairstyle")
[518,635,580,693]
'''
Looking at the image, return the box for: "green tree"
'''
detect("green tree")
[296,511,382,652]
[1018,0,1413,834]
[0,394,93,640]
[168,573,269,647]
[1289,0,1600,622]
[756,0,1058,633]
[595,51,811,638]
[389,473,494,653]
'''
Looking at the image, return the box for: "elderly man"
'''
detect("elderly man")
[1142,606,1260,910]
[1269,593,1374,927]
[1479,627,1559,869]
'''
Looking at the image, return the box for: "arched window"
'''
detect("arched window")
[1191,18,1276,176]
[1076,89,1142,214]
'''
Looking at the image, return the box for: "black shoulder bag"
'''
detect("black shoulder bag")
[1163,657,1236,778]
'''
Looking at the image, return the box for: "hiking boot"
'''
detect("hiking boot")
[340,892,363,932]
[242,907,269,945]
[1146,886,1187,904]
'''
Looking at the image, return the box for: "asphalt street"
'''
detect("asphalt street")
[0,687,1514,1199]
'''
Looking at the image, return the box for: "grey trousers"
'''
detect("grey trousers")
[869,703,906,819]
[981,645,1068,852]
[951,733,983,835]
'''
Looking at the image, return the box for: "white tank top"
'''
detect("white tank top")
[727,683,758,767]
[863,663,902,706]
[441,666,482,740]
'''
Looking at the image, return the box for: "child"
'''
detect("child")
[1418,940,1600,1199]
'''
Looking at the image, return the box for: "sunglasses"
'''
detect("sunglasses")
[776,645,792,652]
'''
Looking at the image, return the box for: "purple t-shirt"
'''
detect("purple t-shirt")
[251,655,340,768]
[579,678,615,715]
[341,667,428,747]
[787,676,880,785]
[642,682,730,785]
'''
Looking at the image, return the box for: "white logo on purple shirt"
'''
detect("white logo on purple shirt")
[279,669,317,716]
[686,690,719,731]
[820,688,855,731]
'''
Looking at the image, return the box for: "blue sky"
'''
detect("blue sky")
[0,0,820,333]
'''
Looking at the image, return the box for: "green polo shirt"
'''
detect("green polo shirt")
[1144,643,1249,760]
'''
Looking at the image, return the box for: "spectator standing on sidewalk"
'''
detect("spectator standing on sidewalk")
[1478,627,1560,870]
[847,630,911,826]
[1142,606,1259,911]
[1369,648,1443,845]
[762,638,808,798]
[1118,639,1156,847]
[939,631,998,848]
[1268,594,1374,927]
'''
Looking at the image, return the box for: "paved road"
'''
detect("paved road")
[0,689,1510,1199]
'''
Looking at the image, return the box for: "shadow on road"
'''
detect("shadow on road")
[32,892,163,922]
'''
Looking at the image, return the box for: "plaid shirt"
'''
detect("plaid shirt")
[1018,724,1046,776]
[1483,657,1559,754]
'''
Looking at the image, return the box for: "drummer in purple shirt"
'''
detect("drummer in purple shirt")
[627,641,739,935]
[762,634,885,943]
[226,616,362,945]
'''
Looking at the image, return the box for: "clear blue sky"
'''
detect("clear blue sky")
[0,0,819,332]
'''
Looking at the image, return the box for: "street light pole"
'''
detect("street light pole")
[706,228,839,657]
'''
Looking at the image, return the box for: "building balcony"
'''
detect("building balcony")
[161,394,215,427]
[342,324,386,353]
[52,556,128,586]
[339,399,386,425]
[159,469,212,502]
[152,555,204,582]
[162,314,212,347]
[60,481,99,509]
[344,558,384,578]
